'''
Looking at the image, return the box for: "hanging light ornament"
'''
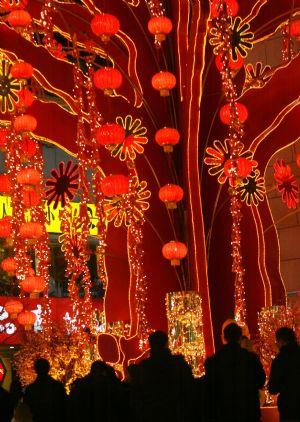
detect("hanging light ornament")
[21,189,40,207]
[7,9,31,29]
[0,216,13,238]
[224,157,252,179]
[290,19,300,40]
[17,89,34,110]
[13,114,37,133]
[90,13,120,42]
[10,61,33,80]
[1,257,17,276]
[155,127,180,152]
[20,275,46,298]
[0,128,9,151]
[159,184,184,209]
[17,310,36,330]
[20,137,38,162]
[93,67,123,95]
[4,299,23,319]
[220,103,248,125]
[162,241,188,266]
[148,16,173,42]
[19,222,43,243]
[210,0,239,18]
[96,123,125,146]
[151,71,176,96]
[17,168,41,190]
[215,54,244,72]
[100,174,129,197]
[0,174,12,194]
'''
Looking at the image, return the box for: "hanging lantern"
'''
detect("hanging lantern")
[17,168,41,190]
[17,89,34,110]
[0,128,9,151]
[219,103,248,125]
[96,123,125,146]
[224,157,252,180]
[100,174,129,197]
[10,61,33,79]
[159,184,184,209]
[4,299,23,319]
[7,9,31,28]
[93,68,123,95]
[13,114,37,133]
[148,16,173,42]
[0,216,12,238]
[155,127,180,152]
[91,13,120,42]
[215,54,244,72]
[20,275,46,298]
[2,0,28,11]
[19,222,43,243]
[290,19,300,40]
[151,71,176,96]
[162,241,188,266]
[211,0,239,18]
[20,136,38,161]
[1,257,17,276]
[21,189,40,207]
[0,174,12,194]
[17,310,36,330]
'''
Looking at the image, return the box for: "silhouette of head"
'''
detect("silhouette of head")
[148,330,168,352]
[90,360,109,377]
[276,327,297,349]
[224,323,242,344]
[34,358,50,377]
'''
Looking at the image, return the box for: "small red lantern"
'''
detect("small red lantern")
[215,54,244,72]
[296,153,300,168]
[7,9,31,28]
[151,71,176,96]
[20,275,46,298]
[162,241,188,266]
[0,128,9,151]
[290,20,300,40]
[219,103,248,125]
[17,310,36,330]
[0,216,12,238]
[20,136,38,161]
[21,189,40,207]
[4,299,23,319]
[224,157,252,179]
[0,174,12,194]
[19,222,43,242]
[91,13,120,42]
[155,127,180,152]
[13,114,37,133]
[17,88,34,109]
[17,168,41,189]
[1,257,17,276]
[10,61,33,79]
[93,67,123,95]
[2,0,28,11]
[148,16,173,42]
[100,175,130,197]
[211,0,239,18]
[96,123,125,146]
[159,184,184,209]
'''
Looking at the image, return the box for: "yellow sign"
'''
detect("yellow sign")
[0,196,98,235]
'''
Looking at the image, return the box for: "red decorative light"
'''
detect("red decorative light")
[13,114,37,133]
[100,174,129,197]
[10,61,33,79]
[4,299,23,319]
[17,88,34,109]
[0,217,12,238]
[215,54,244,72]
[148,16,173,41]
[290,20,300,39]
[20,275,46,298]
[7,9,31,28]
[155,127,180,152]
[224,157,252,179]
[96,123,125,146]
[151,71,176,96]
[211,0,239,18]
[19,222,43,242]
[162,241,188,266]
[1,257,17,276]
[159,184,184,209]
[0,128,9,151]
[21,189,40,207]
[296,153,300,168]
[17,310,36,330]
[0,174,12,194]
[93,67,123,95]
[1,0,28,11]
[20,136,38,161]
[17,168,41,189]
[91,13,120,42]
[220,103,248,125]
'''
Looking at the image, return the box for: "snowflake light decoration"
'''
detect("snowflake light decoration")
[45,161,79,209]
[274,160,299,209]
[239,169,265,206]
[0,59,20,113]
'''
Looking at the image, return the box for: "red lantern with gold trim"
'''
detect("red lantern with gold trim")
[13,114,37,133]
[17,89,34,110]
[220,103,248,125]
[96,123,125,146]
[5,299,23,319]
[91,13,120,42]
[0,174,12,194]
[151,71,176,96]
[215,54,244,72]
[159,184,184,209]
[1,257,17,276]
[17,310,36,330]
[162,241,188,266]
[100,175,129,197]
[0,216,12,238]
[20,275,46,298]
[93,68,123,95]
[19,222,43,243]
[224,157,252,179]
[7,9,31,28]
[155,127,180,152]
[10,61,33,79]
[17,168,41,190]
[21,189,40,207]
[148,16,173,41]
[20,137,38,161]
[211,0,239,18]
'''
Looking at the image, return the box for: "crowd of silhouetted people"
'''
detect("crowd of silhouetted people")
[0,323,300,422]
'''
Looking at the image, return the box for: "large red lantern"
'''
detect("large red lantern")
[100,175,129,197]
[0,128,9,150]
[159,184,184,209]
[21,189,40,207]
[290,19,300,39]
[20,137,38,161]
[20,275,46,298]
[0,174,12,194]
[1,257,17,276]
[17,310,36,330]
[19,222,43,242]
[211,0,239,18]
[5,299,23,319]
[7,9,31,28]
[162,241,188,266]
[219,103,248,125]
[0,217,12,238]
[96,123,125,146]
[10,61,33,79]
[93,68,123,95]
[224,157,252,179]
[91,13,120,42]
[17,168,41,189]
[215,54,244,72]
[148,16,173,41]
[151,71,176,96]
[17,89,34,110]
[13,114,37,133]
[155,127,180,152]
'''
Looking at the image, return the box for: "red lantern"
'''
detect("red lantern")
[20,136,38,161]
[0,128,9,151]
[290,20,300,39]
[159,184,184,209]
[96,123,125,146]
[17,89,34,109]
[1,257,17,276]
[1,0,28,11]
[21,189,40,207]
[17,310,36,330]
[211,0,239,18]
[224,157,252,179]
[219,103,248,125]
[19,222,43,242]
[155,127,180,152]
[93,68,123,95]
[20,275,46,298]
[215,54,244,72]
[162,241,188,266]
[4,299,23,319]
[7,9,31,28]
[100,175,129,197]
[0,217,12,238]
[151,71,176,96]
[148,16,173,41]
[17,168,41,189]
[13,114,37,133]
[10,61,33,79]
[91,13,120,42]
[0,174,12,194]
